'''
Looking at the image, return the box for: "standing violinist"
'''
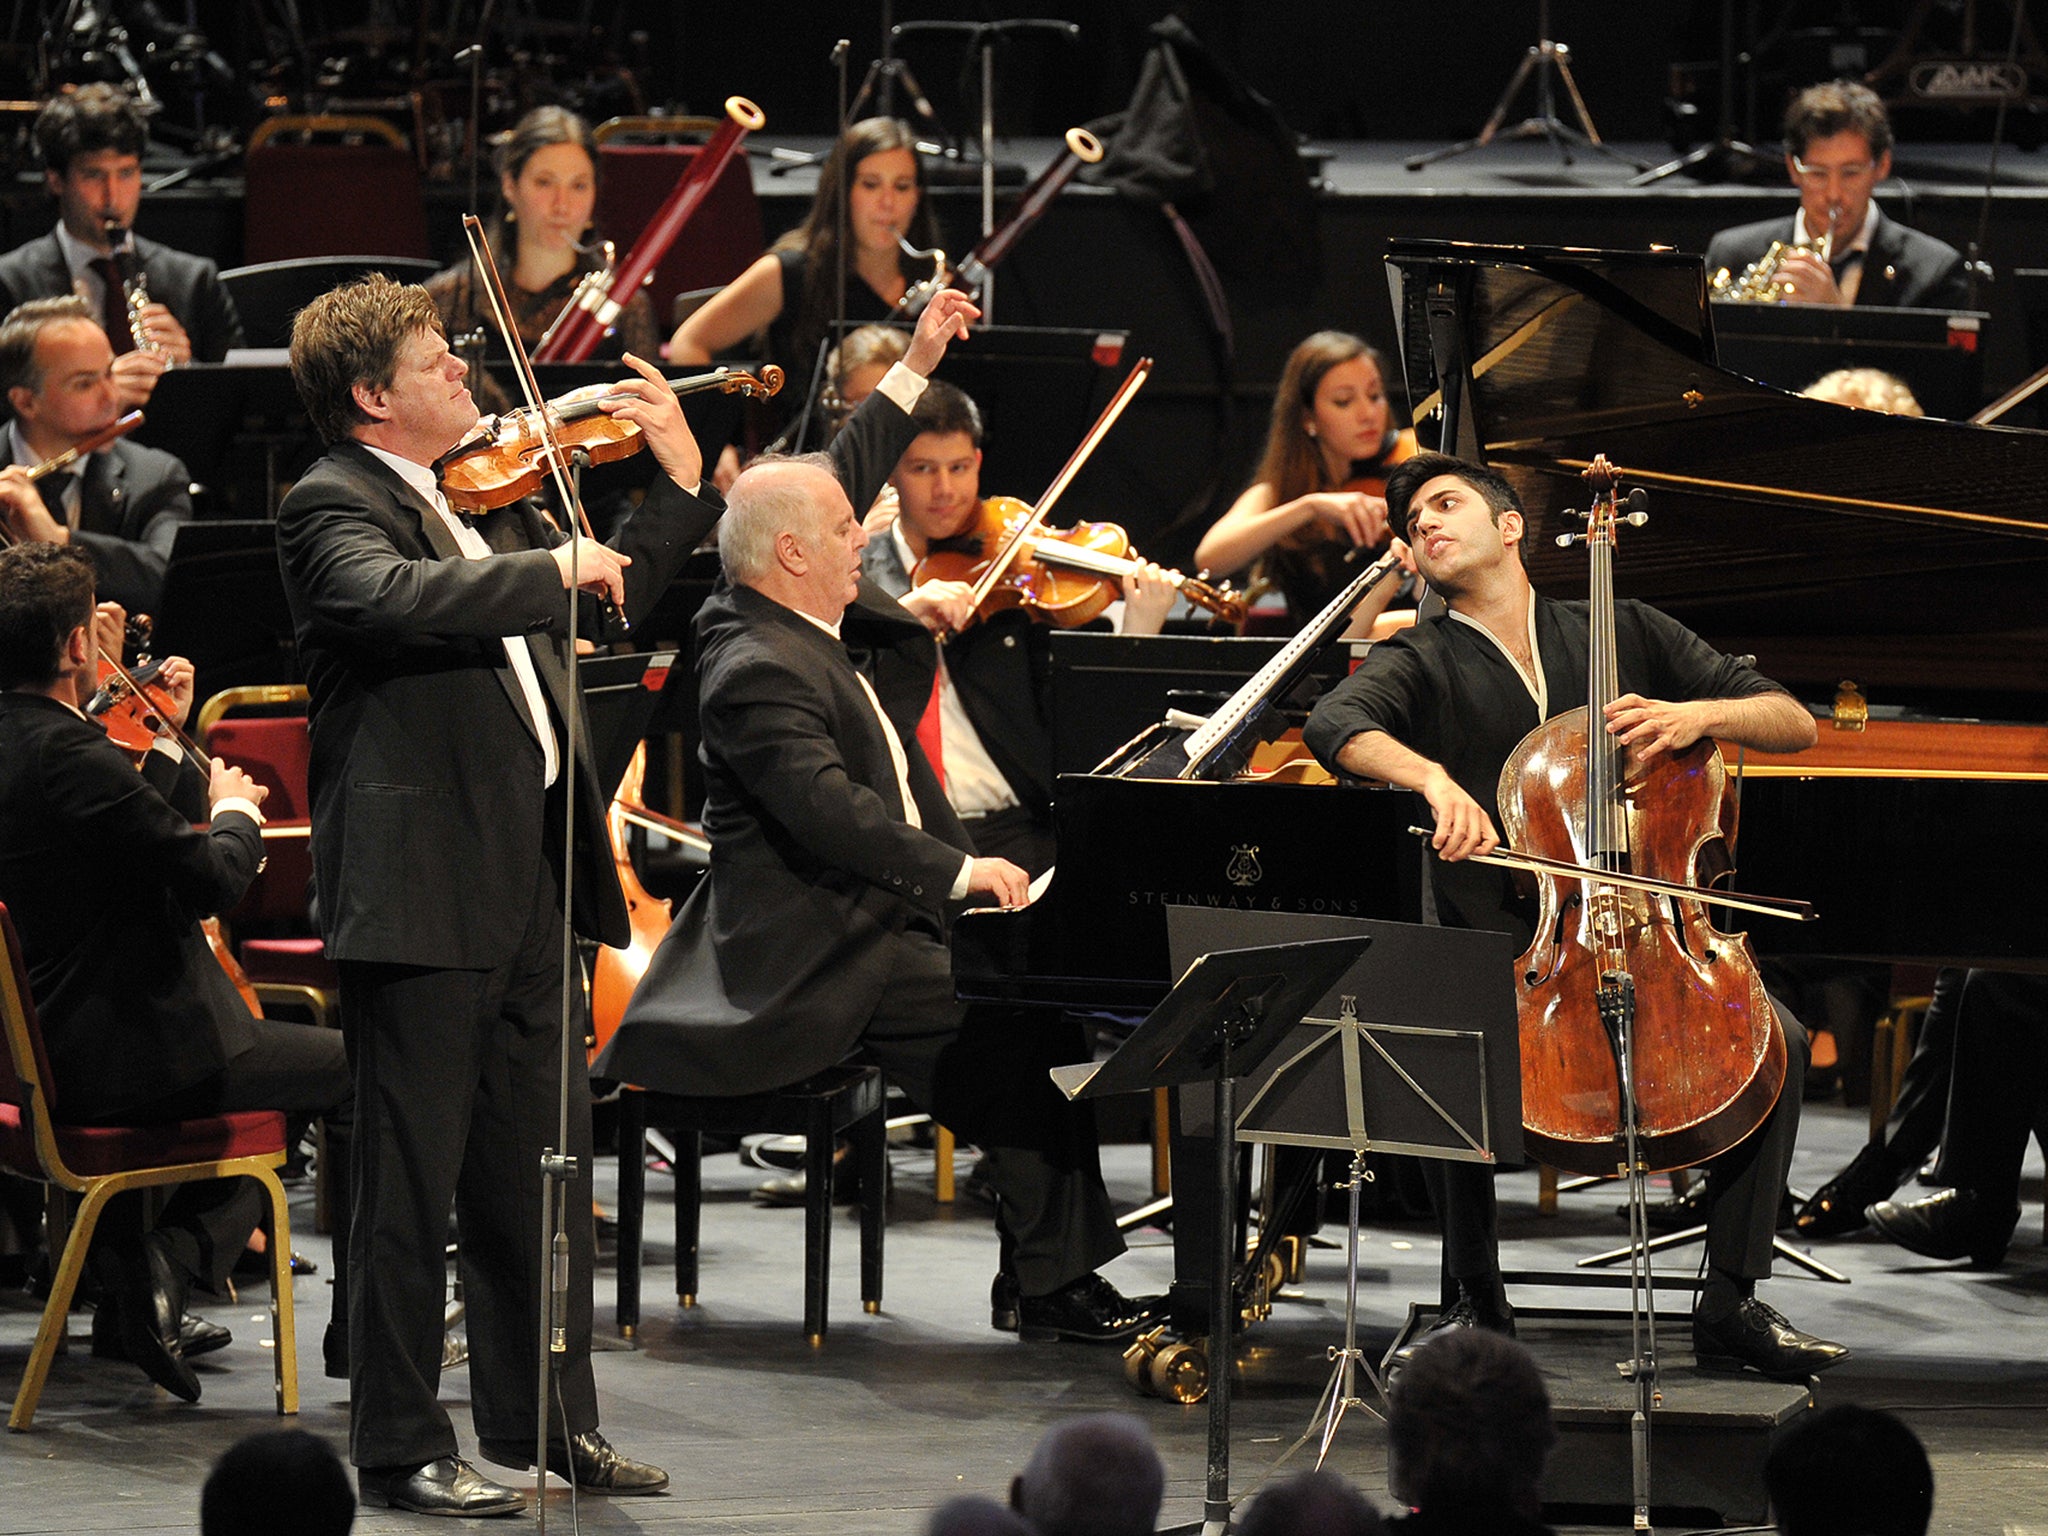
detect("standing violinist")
[1302,451,1847,1383]
[1195,331,1414,635]
[0,540,351,1407]
[0,84,243,406]
[0,296,194,615]
[274,275,704,1515]
[852,378,1174,877]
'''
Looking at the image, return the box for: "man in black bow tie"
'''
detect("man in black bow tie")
[277,276,705,1516]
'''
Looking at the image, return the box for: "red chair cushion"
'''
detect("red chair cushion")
[240,937,338,990]
[31,1109,285,1178]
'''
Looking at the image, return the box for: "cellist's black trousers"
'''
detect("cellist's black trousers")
[1429,1001,1809,1294]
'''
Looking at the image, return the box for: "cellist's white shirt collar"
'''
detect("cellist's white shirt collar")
[1449,589,1546,716]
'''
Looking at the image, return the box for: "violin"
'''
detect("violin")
[435,365,783,512]
[912,494,1245,630]
[1496,457,1789,1176]
[1337,426,1419,503]
[82,614,187,759]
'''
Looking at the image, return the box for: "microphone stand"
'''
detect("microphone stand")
[1963,0,2028,311]
[458,0,500,219]
[785,38,854,456]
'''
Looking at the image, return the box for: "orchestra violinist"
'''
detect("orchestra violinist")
[0,539,352,1406]
[1301,452,1846,1383]
[851,378,1173,876]
[1194,331,1416,636]
[0,296,193,614]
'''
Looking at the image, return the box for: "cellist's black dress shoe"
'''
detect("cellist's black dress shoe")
[1388,1288,1517,1375]
[1866,1188,2019,1268]
[1795,1142,1900,1239]
[1692,1298,1848,1381]
[1016,1274,1165,1343]
[478,1430,669,1494]
[357,1456,525,1516]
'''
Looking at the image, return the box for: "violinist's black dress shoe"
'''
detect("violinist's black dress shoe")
[478,1430,669,1495]
[1692,1298,1848,1381]
[1388,1286,1517,1375]
[1015,1274,1165,1343]
[357,1456,525,1516]
[91,1301,230,1362]
[92,1232,200,1402]
[1794,1142,1900,1239]
[1866,1188,2019,1268]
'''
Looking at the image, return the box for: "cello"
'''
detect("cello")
[1496,457,1789,1177]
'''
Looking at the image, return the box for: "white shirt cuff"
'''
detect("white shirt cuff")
[949,854,973,901]
[212,797,266,827]
[876,362,930,415]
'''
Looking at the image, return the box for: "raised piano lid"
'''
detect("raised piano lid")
[1384,240,2048,710]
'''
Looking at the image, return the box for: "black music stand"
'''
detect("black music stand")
[152,520,295,703]
[1165,909,1521,1480]
[1055,936,1374,1536]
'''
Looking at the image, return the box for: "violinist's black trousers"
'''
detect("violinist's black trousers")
[337,856,599,1473]
[1428,1003,1810,1295]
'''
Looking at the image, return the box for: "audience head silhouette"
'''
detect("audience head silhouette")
[200,1429,355,1536]
[928,1494,1038,1536]
[1387,1329,1556,1522]
[1765,1404,1934,1536]
[1238,1469,1386,1536]
[1010,1412,1166,1536]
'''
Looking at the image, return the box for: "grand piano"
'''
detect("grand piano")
[959,241,2048,1006]
[954,242,2048,1349]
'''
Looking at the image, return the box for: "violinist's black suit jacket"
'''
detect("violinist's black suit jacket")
[276,438,716,1470]
[66,438,193,616]
[0,231,245,360]
[1703,212,1969,310]
[277,441,711,966]
[0,694,259,1121]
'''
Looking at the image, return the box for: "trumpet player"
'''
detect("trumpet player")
[1703,80,1967,310]
[0,85,244,407]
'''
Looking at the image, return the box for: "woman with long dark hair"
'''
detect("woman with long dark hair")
[666,117,939,378]
[1195,330,1416,635]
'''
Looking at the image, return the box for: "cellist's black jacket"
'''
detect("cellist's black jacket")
[1302,596,1786,941]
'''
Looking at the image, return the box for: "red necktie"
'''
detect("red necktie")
[916,665,946,792]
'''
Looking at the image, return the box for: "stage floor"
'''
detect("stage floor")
[1,1099,2041,1534]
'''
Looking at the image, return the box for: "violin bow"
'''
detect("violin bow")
[956,357,1154,620]
[459,213,626,636]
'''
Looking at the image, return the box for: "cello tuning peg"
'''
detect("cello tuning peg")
[1623,511,1648,527]
[1555,532,1583,547]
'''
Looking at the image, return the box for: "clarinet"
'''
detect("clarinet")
[102,219,164,361]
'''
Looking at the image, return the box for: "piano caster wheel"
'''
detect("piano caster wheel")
[1149,1338,1209,1404]
[1261,1249,1287,1295]
[1123,1326,1165,1394]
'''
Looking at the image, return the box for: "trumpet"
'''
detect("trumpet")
[1710,210,1838,303]
[101,219,164,359]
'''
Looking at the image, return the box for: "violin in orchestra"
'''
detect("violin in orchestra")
[911,494,1244,631]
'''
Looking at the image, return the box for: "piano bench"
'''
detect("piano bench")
[612,1065,887,1345]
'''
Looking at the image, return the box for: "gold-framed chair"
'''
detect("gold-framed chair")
[0,902,297,1429]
